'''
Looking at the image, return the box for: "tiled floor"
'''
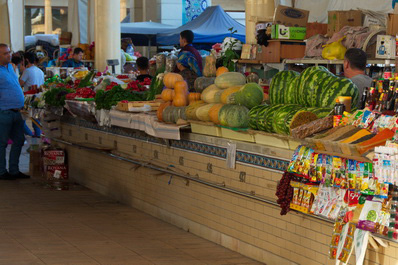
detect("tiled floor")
[0,145,264,265]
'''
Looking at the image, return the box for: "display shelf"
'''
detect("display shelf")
[284,58,396,66]
[310,148,372,163]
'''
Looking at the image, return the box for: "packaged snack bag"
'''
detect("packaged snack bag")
[357,198,383,233]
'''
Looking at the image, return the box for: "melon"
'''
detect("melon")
[201,84,223,103]
[234,83,264,109]
[196,103,216,122]
[214,72,246,89]
[221,86,241,104]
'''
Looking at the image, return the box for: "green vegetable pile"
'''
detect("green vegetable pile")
[43,87,72,107]
[146,74,164,101]
[95,85,147,110]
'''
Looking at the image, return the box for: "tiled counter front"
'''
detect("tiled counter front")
[58,120,398,265]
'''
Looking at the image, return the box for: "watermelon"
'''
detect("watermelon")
[272,105,304,135]
[297,66,330,106]
[257,104,276,131]
[248,105,269,130]
[306,107,333,118]
[262,104,284,133]
[269,71,299,104]
[319,77,359,109]
[235,83,264,109]
[303,70,335,107]
[284,77,299,104]
[224,105,250,128]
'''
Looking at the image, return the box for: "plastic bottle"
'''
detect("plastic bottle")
[333,98,345,115]
[126,44,134,57]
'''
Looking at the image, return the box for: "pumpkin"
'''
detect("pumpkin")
[194,77,216,92]
[188,93,201,103]
[173,81,189,107]
[220,86,242,104]
[203,54,216,77]
[157,102,172,122]
[234,83,264,109]
[219,104,250,128]
[196,103,215,122]
[185,100,206,120]
[209,103,224,124]
[161,88,175,102]
[216,66,229,77]
[214,72,246,89]
[201,84,223,103]
[163,73,184,88]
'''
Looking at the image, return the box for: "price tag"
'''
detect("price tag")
[53,170,61,179]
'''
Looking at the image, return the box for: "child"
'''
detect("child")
[136,57,152,82]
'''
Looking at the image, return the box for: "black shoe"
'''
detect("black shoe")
[11,172,30,179]
[0,172,16,180]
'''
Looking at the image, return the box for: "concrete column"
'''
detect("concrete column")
[94,0,121,72]
[130,0,135,22]
[44,0,53,34]
[120,0,127,22]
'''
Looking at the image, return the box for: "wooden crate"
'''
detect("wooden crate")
[190,121,222,137]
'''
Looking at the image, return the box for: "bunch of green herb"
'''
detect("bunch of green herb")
[95,85,147,110]
[43,87,72,107]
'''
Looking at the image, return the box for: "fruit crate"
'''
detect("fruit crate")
[190,121,222,137]
[221,127,255,143]
[252,130,291,149]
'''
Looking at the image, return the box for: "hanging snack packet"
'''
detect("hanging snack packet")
[288,146,301,172]
[351,111,364,127]
[347,159,357,190]
[357,198,382,233]
[324,155,333,186]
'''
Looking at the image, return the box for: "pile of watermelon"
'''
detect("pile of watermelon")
[269,66,359,109]
[248,104,332,135]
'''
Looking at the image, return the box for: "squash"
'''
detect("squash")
[220,86,241,104]
[185,100,206,120]
[203,54,217,77]
[209,103,224,124]
[194,77,216,92]
[162,106,174,123]
[163,73,184,88]
[162,106,187,123]
[216,66,229,77]
[173,81,189,107]
[219,104,250,128]
[196,103,216,122]
[157,102,172,122]
[161,88,175,102]
[234,83,264,109]
[201,84,223,103]
[188,92,201,103]
[215,72,246,89]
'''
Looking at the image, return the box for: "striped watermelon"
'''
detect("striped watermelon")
[297,66,330,106]
[270,71,299,104]
[248,105,269,130]
[319,77,359,109]
[272,105,304,135]
[263,105,285,133]
[284,77,300,104]
[306,107,333,118]
[257,105,275,131]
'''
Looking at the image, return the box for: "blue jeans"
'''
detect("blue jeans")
[0,110,25,175]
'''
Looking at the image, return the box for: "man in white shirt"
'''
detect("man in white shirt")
[19,52,44,92]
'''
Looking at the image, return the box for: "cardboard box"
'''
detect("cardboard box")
[273,5,309,27]
[363,15,382,27]
[59,32,72,45]
[271,25,306,40]
[327,10,363,37]
[376,35,396,59]
[42,149,66,166]
[256,40,306,63]
[306,22,328,38]
[29,150,41,178]
[387,14,398,36]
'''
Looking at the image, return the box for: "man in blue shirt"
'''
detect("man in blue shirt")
[0,44,30,180]
[61,47,84,68]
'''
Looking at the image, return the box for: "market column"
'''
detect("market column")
[44,0,53,34]
[94,0,121,72]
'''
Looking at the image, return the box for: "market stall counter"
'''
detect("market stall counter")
[51,115,398,265]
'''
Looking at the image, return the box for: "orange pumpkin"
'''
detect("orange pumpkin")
[163,73,184,88]
[216,66,229,77]
[209,103,224,124]
[174,81,188,95]
[173,95,188,107]
[157,102,172,122]
[188,92,201,103]
[161,88,175,101]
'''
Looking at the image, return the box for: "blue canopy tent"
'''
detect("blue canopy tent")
[156,5,245,46]
[121,21,176,46]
